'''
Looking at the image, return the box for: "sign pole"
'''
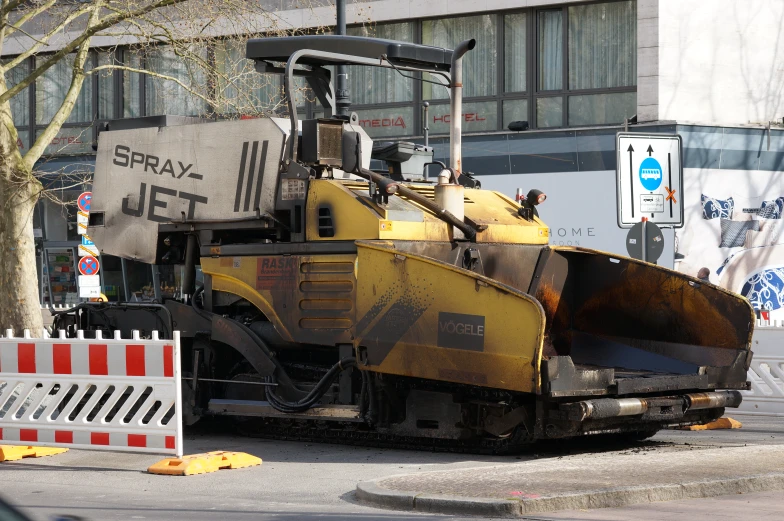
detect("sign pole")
[641,218,648,262]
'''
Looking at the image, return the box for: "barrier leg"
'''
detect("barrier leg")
[0,446,68,462]
[682,417,743,431]
[148,451,262,476]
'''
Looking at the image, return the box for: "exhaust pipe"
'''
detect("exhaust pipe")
[449,39,476,175]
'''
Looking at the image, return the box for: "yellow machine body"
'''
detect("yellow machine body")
[84,35,755,449]
[352,241,546,394]
[201,178,753,400]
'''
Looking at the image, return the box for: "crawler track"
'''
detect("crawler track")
[229,415,536,454]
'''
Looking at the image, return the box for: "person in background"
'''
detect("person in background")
[697,267,711,283]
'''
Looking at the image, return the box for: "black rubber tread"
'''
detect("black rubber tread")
[232,416,536,455]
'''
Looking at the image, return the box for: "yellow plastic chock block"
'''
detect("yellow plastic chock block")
[148,451,262,476]
[683,417,743,431]
[0,445,68,462]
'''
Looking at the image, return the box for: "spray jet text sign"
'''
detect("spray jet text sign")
[616,133,683,228]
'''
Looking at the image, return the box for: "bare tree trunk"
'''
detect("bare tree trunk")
[0,122,43,335]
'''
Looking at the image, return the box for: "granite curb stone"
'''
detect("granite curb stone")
[356,472,784,517]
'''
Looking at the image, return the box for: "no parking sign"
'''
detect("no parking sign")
[78,255,100,276]
[77,191,92,212]
[77,191,92,235]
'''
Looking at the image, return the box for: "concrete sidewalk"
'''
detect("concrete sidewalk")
[356,443,784,517]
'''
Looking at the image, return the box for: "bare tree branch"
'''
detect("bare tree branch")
[87,62,214,107]
[0,9,8,56]
[2,2,93,72]
[1,0,57,38]
[0,0,27,20]
[0,0,191,107]
[25,1,104,169]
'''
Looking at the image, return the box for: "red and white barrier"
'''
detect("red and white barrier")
[739,323,784,417]
[0,330,182,456]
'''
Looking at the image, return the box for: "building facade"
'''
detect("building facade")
[8,0,784,317]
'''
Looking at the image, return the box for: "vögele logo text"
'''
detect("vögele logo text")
[437,312,485,352]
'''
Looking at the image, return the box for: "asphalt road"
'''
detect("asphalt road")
[0,414,781,521]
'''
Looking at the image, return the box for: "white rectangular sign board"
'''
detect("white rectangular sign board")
[78,286,101,298]
[616,133,683,228]
[78,275,101,287]
[77,211,89,235]
[78,244,100,257]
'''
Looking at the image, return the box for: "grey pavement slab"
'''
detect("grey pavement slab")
[0,414,781,520]
[369,444,784,500]
[540,490,784,520]
[357,415,784,516]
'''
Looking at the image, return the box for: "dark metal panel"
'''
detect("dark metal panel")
[509,152,577,173]
[678,124,723,168]
[570,332,701,375]
[720,150,760,170]
[576,150,615,171]
[528,247,573,356]
[200,241,358,257]
[386,241,545,293]
[759,151,784,171]
[211,315,276,377]
[682,147,722,169]
[463,155,510,175]
[542,356,614,396]
[246,36,453,70]
[568,250,753,350]
[615,374,709,395]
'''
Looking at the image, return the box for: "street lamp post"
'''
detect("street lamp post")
[335,0,350,116]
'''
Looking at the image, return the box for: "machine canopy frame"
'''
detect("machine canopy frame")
[246,36,454,163]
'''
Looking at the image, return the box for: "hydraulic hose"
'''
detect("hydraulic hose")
[265,357,357,413]
[356,168,482,240]
[191,285,356,412]
[191,285,210,320]
[51,301,173,340]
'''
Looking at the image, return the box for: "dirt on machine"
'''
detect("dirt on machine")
[51,35,754,453]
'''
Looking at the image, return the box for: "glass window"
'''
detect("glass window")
[36,126,93,156]
[422,15,497,99]
[536,97,562,128]
[353,106,414,137]
[428,101,498,134]
[568,92,636,126]
[100,255,125,302]
[126,260,155,302]
[5,60,30,126]
[16,130,29,152]
[347,23,414,104]
[293,75,319,113]
[569,1,637,90]
[97,51,115,119]
[214,40,284,115]
[538,10,563,91]
[144,45,208,116]
[123,50,141,118]
[504,13,527,93]
[36,53,94,124]
[502,99,529,130]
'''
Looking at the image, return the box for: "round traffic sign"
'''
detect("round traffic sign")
[639,157,663,191]
[78,255,100,276]
[77,191,92,212]
[626,221,664,263]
